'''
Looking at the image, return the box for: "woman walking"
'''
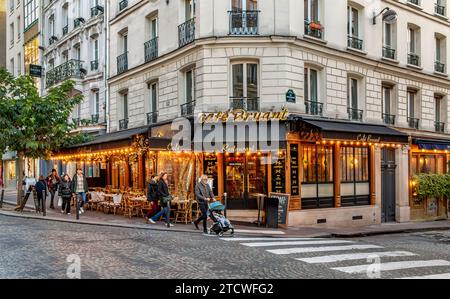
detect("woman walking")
[145,174,159,221]
[59,174,72,215]
[148,172,174,228]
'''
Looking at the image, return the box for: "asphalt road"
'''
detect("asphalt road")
[0,214,449,279]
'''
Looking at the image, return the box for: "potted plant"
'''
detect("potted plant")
[309,20,322,30]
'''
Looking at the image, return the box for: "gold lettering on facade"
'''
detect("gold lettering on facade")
[199,108,289,124]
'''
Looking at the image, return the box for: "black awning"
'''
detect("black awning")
[413,138,450,151]
[291,117,409,143]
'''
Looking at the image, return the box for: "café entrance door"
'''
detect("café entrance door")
[224,153,268,210]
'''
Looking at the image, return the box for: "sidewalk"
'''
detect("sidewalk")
[1,190,450,238]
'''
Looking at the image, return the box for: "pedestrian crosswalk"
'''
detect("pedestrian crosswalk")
[220,236,450,279]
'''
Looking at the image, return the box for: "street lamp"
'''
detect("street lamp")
[373,7,398,25]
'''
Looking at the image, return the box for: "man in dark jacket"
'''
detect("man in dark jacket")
[193,174,216,233]
[35,175,48,213]
[146,174,159,219]
[71,169,89,214]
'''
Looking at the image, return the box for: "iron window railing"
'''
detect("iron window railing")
[147,112,158,125]
[408,117,420,129]
[435,122,445,133]
[74,18,82,29]
[46,60,84,88]
[348,36,363,50]
[435,3,446,15]
[178,18,195,48]
[119,0,128,11]
[382,113,396,125]
[91,60,99,71]
[228,10,259,35]
[91,6,102,17]
[230,97,259,111]
[117,52,128,74]
[435,61,445,73]
[305,101,324,116]
[408,53,420,66]
[144,37,158,63]
[408,0,419,5]
[348,108,364,121]
[119,119,129,130]
[62,25,68,36]
[383,46,396,59]
[91,114,99,124]
[181,101,196,116]
[304,20,324,39]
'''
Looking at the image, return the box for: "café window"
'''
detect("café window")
[411,153,446,175]
[301,144,334,209]
[340,146,370,206]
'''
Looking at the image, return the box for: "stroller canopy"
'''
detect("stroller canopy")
[209,201,225,212]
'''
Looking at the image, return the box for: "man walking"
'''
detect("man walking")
[193,175,216,234]
[71,168,88,214]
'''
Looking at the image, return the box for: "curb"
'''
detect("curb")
[331,224,450,238]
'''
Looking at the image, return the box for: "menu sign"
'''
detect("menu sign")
[290,144,299,196]
[269,193,290,227]
[271,156,286,194]
[203,154,218,196]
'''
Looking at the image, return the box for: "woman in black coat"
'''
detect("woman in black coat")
[146,174,159,219]
[148,172,173,228]
[59,174,72,215]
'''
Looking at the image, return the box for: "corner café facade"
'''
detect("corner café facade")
[53,109,411,227]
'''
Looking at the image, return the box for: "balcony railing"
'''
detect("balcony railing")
[305,100,324,116]
[348,108,363,121]
[181,101,196,116]
[435,3,446,16]
[74,18,82,29]
[91,114,99,124]
[144,37,158,63]
[435,122,445,133]
[230,97,259,111]
[49,37,55,45]
[119,0,128,11]
[435,61,445,73]
[304,20,323,39]
[46,59,84,88]
[178,18,195,48]
[348,36,363,50]
[62,25,68,36]
[408,117,420,129]
[91,6,102,17]
[147,112,158,125]
[119,119,129,130]
[117,52,128,75]
[382,113,396,125]
[229,10,259,35]
[91,60,99,71]
[383,46,396,60]
[408,0,419,5]
[408,53,420,66]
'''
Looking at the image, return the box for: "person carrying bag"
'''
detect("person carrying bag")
[148,172,174,228]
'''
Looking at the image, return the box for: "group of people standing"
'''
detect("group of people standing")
[146,173,216,233]
[32,168,89,215]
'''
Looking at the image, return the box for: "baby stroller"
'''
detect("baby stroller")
[208,201,234,237]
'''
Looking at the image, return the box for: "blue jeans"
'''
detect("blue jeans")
[151,206,170,224]
[76,192,86,210]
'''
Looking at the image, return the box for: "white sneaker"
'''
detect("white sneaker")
[149,219,156,224]
[80,207,84,213]
[67,213,71,215]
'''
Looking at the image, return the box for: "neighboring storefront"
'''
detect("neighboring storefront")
[1,152,18,190]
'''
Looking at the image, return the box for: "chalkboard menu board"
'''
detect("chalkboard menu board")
[290,144,299,196]
[269,193,290,227]
[203,154,218,196]
[271,156,286,194]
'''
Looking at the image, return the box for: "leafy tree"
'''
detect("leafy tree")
[0,68,91,203]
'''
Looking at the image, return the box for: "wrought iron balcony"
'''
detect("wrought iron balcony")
[435,122,445,133]
[435,3,446,16]
[119,119,129,130]
[91,114,99,124]
[91,6,102,17]
[119,0,128,11]
[348,36,363,50]
[181,101,196,116]
[382,113,396,125]
[147,112,158,125]
[49,38,55,45]
[46,59,84,88]
[117,52,128,75]
[178,18,195,48]
[74,18,82,29]
[230,97,259,111]
[62,25,68,36]
[348,108,363,121]
[305,100,324,116]
[304,20,323,39]
[144,37,158,63]
[408,117,420,129]
[435,61,445,73]
[408,0,419,5]
[408,53,420,66]
[229,10,259,35]
[72,118,80,127]
[383,46,396,60]
[91,60,99,71]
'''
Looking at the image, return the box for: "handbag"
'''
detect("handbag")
[57,196,62,207]
[161,195,173,206]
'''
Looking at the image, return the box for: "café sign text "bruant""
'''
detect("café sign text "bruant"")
[199,108,289,124]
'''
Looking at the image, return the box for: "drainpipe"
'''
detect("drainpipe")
[105,0,110,134]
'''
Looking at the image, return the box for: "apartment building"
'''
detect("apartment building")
[0,0,6,68]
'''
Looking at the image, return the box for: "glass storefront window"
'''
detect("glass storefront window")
[157,152,195,199]
[413,153,447,175]
[302,144,333,183]
[341,146,369,183]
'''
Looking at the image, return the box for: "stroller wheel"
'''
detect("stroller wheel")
[219,232,224,237]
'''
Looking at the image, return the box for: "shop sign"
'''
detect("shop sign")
[357,134,381,143]
[290,144,299,196]
[269,192,290,227]
[203,154,218,196]
[29,65,43,78]
[199,108,289,124]
[271,156,286,194]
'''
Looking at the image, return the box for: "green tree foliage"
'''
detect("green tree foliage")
[412,173,450,201]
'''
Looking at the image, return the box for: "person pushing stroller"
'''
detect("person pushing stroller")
[193,175,216,234]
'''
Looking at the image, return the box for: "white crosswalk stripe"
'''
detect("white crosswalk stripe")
[220,237,325,242]
[241,240,354,247]
[399,273,450,279]
[296,251,418,264]
[332,260,450,274]
[267,244,383,255]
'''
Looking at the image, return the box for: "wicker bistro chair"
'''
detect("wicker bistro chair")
[175,200,192,224]
[104,194,123,215]
[123,196,143,219]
